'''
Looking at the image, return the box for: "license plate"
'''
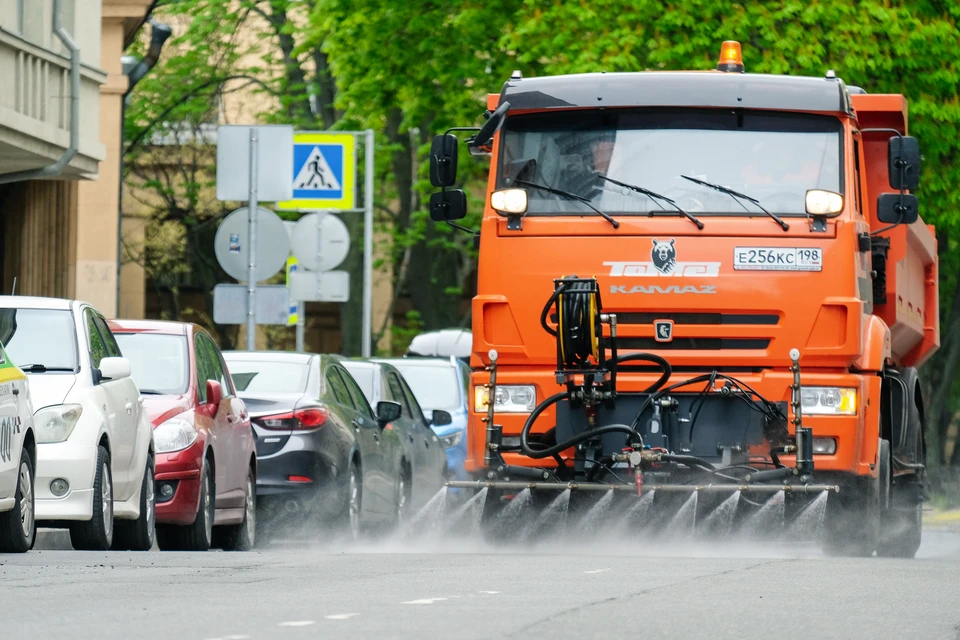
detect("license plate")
[733,247,822,271]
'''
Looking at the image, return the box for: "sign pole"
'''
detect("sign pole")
[246,128,259,351]
[362,130,374,357]
[295,302,305,352]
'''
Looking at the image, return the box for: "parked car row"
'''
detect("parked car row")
[0,294,470,553]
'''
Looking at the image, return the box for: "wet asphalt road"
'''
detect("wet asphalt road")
[3,528,960,640]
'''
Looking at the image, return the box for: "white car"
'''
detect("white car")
[0,339,37,553]
[0,297,155,551]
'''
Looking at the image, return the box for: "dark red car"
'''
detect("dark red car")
[107,320,257,551]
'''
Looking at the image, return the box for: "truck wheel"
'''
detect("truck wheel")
[112,456,156,551]
[878,429,923,558]
[0,449,36,553]
[820,440,886,557]
[70,446,114,551]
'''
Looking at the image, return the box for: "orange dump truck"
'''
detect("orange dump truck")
[428,42,936,557]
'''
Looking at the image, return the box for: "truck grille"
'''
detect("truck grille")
[617,338,770,350]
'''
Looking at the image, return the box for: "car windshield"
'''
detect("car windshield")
[226,360,310,394]
[113,333,189,395]
[0,308,78,371]
[497,108,843,217]
[341,363,375,404]
[389,363,461,411]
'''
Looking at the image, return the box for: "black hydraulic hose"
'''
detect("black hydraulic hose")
[520,391,642,459]
[612,352,672,393]
[659,453,716,471]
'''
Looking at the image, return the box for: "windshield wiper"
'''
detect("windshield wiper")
[514,179,619,229]
[596,173,703,229]
[18,364,74,373]
[680,175,789,231]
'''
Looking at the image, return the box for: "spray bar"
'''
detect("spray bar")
[445,481,839,493]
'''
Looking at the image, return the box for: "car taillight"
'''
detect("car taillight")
[255,406,328,431]
[294,406,328,429]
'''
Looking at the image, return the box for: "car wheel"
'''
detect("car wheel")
[0,449,36,553]
[218,467,256,551]
[112,457,156,551]
[393,467,411,531]
[70,446,114,551]
[159,462,214,552]
[345,462,361,541]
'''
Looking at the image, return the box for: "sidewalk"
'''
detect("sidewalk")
[923,508,960,532]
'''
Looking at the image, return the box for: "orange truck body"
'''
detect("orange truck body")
[463,76,938,482]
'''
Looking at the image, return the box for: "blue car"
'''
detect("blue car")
[372,356,469,482]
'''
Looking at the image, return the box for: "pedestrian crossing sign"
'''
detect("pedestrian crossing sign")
[277,132,356,211]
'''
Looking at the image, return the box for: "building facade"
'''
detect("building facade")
[0,0,153,315]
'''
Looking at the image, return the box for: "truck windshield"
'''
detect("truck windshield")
[497,108,843,217]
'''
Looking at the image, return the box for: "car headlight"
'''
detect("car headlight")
[34,404,83,443]
[439,431,463,448]
[153,417,198,453]
[474,384,536,413]
[800,387,857,415]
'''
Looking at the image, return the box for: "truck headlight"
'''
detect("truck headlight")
[474,385,536,413]
[154,417,198,453]
[439,431,463,448]
[34,404,83,443]
[800,387,857,415]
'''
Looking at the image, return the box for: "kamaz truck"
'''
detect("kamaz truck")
[427,42,937,557]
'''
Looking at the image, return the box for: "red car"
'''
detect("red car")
[107,320,257,551]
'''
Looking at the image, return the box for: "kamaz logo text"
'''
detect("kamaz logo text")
[604,261,721,278]
[611,285,717,295]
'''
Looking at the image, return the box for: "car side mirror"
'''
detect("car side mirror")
[431,409,453,426]
[206,380,223,408]
[877,193,919,225]
[376,400,402,426]
[429,189,467,221]
[888,135,921,191]
[98,357,130,382]
[429,134,459,188]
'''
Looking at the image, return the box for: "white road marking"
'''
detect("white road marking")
[584,568,611,574]
[402,597,448,605]
[224,636,251,640]
[325,613,358,620]
[478,591,501,594]
[278,620,316,627]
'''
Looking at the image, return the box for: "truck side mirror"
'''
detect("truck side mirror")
[429,189,467,221]
[430,134,459,188]
[888,135,920,191]
[877,193,919,225]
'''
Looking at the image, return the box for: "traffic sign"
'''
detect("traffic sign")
[285,256,299,327]
[213,284,290,325]
[276,133,356,211]
[290,212,350,272]
[214,206,291,282]
[216,125,293,202]
[289,270,350,303]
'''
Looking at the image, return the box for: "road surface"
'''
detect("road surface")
[3,528,960,640]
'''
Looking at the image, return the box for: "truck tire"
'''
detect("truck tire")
[112,456,156,551]
[820,440,886,557]
[878,414,923,558]
[70,446,114,551]
[0,450,36,553]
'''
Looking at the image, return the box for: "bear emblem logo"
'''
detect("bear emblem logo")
[651,239,677,275]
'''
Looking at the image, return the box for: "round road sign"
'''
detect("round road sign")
[290,212,350,272]
[214,206,291,282]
